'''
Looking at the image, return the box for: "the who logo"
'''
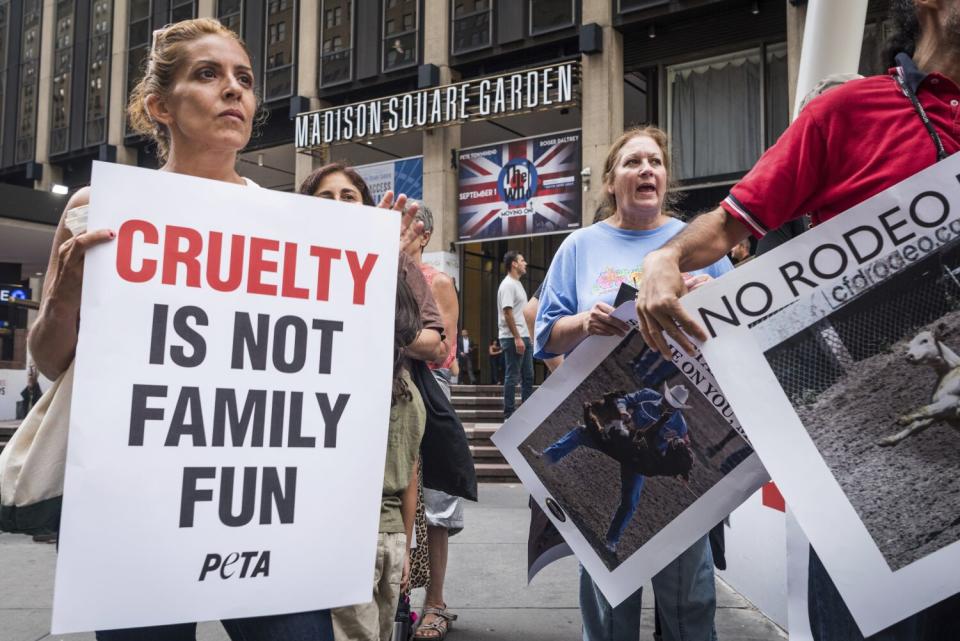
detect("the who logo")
[497,158,538,208]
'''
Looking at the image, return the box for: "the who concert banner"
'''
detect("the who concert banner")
[458,130,581,242]
[52,162,400,632]
[492,300,768,605]
[681,153,960,636]
[355,156,423,206]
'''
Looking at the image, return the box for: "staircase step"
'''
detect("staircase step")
[455,408,504,421]
[451,396,509,407]
[464,423,500,441]
[469,444,504,459]
[450,385,539,396]
[475,462,518,481]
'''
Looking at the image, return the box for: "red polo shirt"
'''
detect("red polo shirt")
[722,54,960,237]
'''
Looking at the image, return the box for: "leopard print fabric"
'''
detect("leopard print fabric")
[405,460,430,594]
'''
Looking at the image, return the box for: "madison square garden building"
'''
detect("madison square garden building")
[0,0,897,390]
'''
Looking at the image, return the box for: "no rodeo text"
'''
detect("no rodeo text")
[113,219,377,579]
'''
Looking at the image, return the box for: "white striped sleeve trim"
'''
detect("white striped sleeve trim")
[723,194,768,238]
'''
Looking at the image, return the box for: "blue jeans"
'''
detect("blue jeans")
[807,548,921,641]
[544,427,645,548]
[580,535,717,641]
[501,337,534,418]
[95,610,335,641]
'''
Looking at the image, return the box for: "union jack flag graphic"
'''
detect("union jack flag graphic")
[458,131,582,242]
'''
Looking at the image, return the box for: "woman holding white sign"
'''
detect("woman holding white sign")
[534,126,732,641]
[29,18,424,641]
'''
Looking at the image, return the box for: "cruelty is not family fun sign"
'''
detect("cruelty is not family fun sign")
[53,162,400,633]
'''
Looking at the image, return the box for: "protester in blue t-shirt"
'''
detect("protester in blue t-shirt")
[534,126,731,641]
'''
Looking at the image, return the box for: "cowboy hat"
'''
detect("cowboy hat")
[663,383,691,409]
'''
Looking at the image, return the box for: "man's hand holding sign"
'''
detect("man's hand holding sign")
[633,1,960,634]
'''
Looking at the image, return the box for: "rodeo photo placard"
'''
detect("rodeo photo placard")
[52,162,400,633]
[681,153,960,636]
[492,301,769,606]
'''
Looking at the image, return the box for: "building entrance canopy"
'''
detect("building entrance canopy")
[295,61,581,151]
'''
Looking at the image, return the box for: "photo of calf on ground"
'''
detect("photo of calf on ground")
[764,242,960,571]
[520,331,753,570]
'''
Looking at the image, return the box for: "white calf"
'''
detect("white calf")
[877,327,960,446]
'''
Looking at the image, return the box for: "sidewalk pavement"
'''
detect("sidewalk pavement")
[0,484,785,641]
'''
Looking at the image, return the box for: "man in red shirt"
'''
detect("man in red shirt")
[638,0,959,638]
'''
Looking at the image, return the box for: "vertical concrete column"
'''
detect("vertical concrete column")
[34,0,62,190]
[293,0,324,190]
[108,0,136,165]
[580,0,623,226]
[197,0,215,19]
[792,0,868,117]
[786,0,807,119]
[421,0,459,282]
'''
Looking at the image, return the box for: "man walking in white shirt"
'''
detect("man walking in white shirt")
[497,251,533,418]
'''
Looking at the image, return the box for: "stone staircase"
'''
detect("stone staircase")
[451,384,529,483]
[0,420,18,454]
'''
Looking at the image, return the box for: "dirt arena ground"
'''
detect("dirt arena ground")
[521,334,753,570]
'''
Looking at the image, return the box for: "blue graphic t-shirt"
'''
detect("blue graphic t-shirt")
[534,218,733,359]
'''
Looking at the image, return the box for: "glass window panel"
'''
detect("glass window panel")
[453,0,489,17]
[383,31,416,71]
[50,0,75,156]
[218,0,243,34]
[451,4,490,54]
[265,66,292,100]
[530,0,573,35]
[170,0,195,23]
[264,0,295,100]
[16,0,42,165]
[129,17,150,47]
[382,0,417,72]
[320,0,352,86]
[0,0,9,153]
[130,0,150,22]
[126,1,150,135]
[85,0,112,147]
[619,0,668,12]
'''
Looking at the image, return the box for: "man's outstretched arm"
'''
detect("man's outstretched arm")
[637,207,750,356]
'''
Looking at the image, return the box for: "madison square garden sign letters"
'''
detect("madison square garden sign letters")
[53,163,401,632]
[294,61,579,148]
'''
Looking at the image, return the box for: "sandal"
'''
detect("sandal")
[414,605,457,640]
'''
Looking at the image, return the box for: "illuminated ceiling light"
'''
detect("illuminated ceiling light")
[51,184,68,195]
[648,24,656,39]
[366,141,373,145]
[751,1,759,14]
[257,153,264,167]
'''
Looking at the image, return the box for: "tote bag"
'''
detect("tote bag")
[0,361,74,534]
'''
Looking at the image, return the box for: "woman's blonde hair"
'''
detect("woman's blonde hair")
[126,18,259,163]
[601,125,680,215]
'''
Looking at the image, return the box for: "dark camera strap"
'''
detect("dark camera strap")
[893,70,948,162]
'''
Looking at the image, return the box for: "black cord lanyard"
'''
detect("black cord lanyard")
[893,70,948,162]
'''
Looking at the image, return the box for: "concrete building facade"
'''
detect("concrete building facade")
[0,0,895,386]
